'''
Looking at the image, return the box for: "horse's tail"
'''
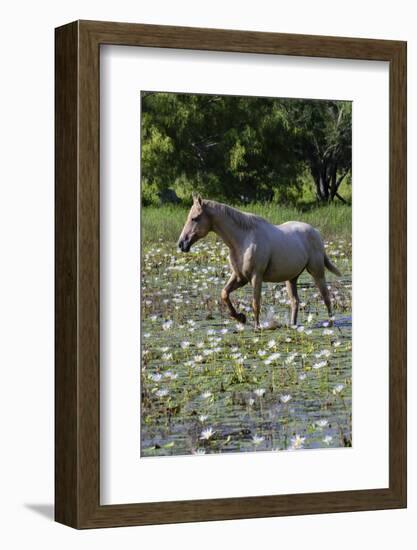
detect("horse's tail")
[324,253,341,276]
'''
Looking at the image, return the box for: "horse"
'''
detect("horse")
[177,196,341,329]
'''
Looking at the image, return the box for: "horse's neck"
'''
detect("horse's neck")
[208,207,247,252]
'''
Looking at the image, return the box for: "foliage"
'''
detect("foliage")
[141,92,352,205]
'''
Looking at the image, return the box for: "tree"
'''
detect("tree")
[283,100,352,202]
[141,92,351,205]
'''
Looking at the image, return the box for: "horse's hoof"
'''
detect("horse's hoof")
[236,313,246,324]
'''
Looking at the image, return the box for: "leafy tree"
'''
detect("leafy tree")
[282,99,352,202]
[141,92,351,205]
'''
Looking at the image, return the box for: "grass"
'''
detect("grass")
[142,202,351,245]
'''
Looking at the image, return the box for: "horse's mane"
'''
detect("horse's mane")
[203,200,267,230]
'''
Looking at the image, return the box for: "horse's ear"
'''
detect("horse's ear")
[193,194,203,208]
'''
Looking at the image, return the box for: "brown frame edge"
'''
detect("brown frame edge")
[55,20,407,529]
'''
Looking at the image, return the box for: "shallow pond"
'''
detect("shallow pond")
[141,238,352,457]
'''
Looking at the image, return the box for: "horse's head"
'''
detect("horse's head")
[178,195,211,252]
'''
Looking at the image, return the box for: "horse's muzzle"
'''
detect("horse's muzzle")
[178,238,191,253]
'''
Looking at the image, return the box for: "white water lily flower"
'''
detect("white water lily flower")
[199,414,208,423]
[280,394,292,404]
[305,329,313,335]
[181,341,190,349]
[150,373,162,382]
[267,339,276,348]
[323,328,334,336]
[162,320,173,331]
[248,398,255,406]
[252,435,265,445]
[200,427,215,440]
[323,435,333,445]
[194,355,204,363]
[316,419,329,428]
[307,313,314,324]
[313,361,327,370]
[201,391,212,400]
[155,388,169,398]
[285,354,296,365]
[333,383,345,394]
[315,349,331,358]
[193,448,206,455]
[290,434,306,450]
[254,388,266,397]
[333,341,342,348]
[298,373,307,381]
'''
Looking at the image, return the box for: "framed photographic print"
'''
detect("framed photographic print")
[55,20,407,528]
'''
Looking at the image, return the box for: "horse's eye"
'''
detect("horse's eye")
[192,215,201,222]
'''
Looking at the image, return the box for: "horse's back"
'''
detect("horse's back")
[276,221,324,248]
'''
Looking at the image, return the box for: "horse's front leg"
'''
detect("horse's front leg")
[251,274,263,330]
[221,273,247,324]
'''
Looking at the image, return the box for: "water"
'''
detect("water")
[141,237,352,457]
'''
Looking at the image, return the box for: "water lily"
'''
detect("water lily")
[193,448,206,455]
[155,388,169,398]
[200,427,215,440]
[323,435,333,445]
[254,388,266,397]
[313,360,327,370]
[252,435,265,445]
[280,394,292,404]
[316,419,328,428]
[290,434,306,450]
[201,391,212,400]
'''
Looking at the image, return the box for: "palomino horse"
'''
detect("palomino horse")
[178,196,341,329]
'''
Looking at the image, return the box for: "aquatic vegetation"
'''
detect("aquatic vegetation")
[141,237,352,457]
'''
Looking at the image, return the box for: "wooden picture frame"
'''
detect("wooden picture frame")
[55,20,407,528]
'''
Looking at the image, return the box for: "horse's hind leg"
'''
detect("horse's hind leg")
[221,273,247,324]
[307,257,333,321]
[312,275,333,320]
[251,273,263,330]
[286,277,300,326]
